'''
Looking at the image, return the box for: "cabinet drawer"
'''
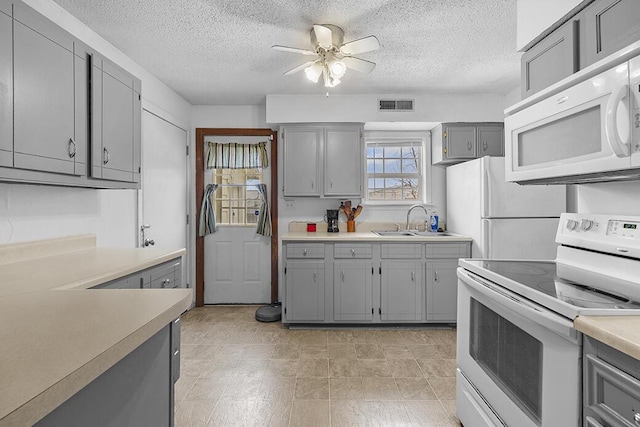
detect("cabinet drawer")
[425,243,470,259]
[286,243,325,259]
[381,243,422,259]
[150,262,178,281]
[585,353,640,426]
[151,271,175,289]
[334,243,372,259]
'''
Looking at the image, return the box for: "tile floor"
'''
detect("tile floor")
[175,305,461,427]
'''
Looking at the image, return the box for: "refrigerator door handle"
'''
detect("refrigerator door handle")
[483,219,491,258]
[482,161,490,218]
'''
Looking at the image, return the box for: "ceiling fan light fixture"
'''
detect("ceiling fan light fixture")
[304,63,323,83]
[330,60,347,78]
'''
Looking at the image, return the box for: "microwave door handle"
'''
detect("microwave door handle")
[460,269,577,341]
[605,84,630,158]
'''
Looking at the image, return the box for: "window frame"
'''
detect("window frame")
[364,136,427,205]
[210,168,264,226]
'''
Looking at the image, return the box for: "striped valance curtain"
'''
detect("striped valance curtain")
[206,141,269,169]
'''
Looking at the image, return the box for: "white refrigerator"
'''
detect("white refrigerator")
[446,157,566,260]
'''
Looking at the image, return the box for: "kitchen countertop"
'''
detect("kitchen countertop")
[282,230,472,242]
[575,316,640,360]
[0,235,192,426]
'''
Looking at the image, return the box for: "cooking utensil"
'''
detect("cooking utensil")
[353,205,363,219]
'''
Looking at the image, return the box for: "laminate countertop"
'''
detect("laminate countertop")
[574,316,640,360]
[0,235,192,426]
[282,230,472,242]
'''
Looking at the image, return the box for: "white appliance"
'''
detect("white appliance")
[446,156,566,259]
[457,213,640,427]
[504,51,640,185]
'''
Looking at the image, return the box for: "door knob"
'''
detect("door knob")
[144,238,155,247]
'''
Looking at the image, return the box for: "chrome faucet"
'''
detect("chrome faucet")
[406,204,430,230]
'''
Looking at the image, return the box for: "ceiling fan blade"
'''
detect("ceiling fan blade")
[313,24,333,49]
[340,36,380,55]
[272,45,316,56]
[283,61,316,76]
[342,57,376,74]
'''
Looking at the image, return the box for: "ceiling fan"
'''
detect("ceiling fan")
[272,24,380,88]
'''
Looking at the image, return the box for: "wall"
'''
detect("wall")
[0,0,191,247]
[575,182,640,214]
[266,93,507,124]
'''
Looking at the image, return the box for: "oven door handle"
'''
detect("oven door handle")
[460,269,578,342]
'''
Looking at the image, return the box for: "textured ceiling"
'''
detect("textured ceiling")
[52,0,521,105]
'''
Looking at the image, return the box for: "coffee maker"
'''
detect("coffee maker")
[326,209,339,232]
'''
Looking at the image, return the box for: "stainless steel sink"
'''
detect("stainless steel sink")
[372,230,454,237]
[372,230,418,236]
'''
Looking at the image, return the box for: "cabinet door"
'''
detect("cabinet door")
[13,17,78,175]
[334,261,373,321]
[72,46,87,176]
[324,126,362,196]
[445,126,476,159]
[285,261,325,321]
[380,261,423,321]
[283,127,321,196]
[0,11,11,167]
[476,125,504,157]
[521,18,578,98]
[582,0,640,68]
[427,260,458,322]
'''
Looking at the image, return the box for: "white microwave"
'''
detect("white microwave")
[505,53,640,184]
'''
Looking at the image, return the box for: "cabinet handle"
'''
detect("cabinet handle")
[411,271,415,282]
[162,278,171,288]
[434,270,439,282]
[330,180,333,188]
[67,138,77,158]
[482,141,488,151]
[467,141,472,150]
[313,271,317,282]
[103,147,110,165]
[351,249,356,257]
[303,248,307,256]
[341,270,345,282]
[311,180,314,189]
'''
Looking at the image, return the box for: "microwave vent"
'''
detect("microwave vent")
[379,99,414,111]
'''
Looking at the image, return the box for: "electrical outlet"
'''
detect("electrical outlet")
[284,199,295,210]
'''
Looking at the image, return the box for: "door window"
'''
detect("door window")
[211,169,263,225]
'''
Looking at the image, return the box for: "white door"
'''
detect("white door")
[141,110,188,264]
[481,218,560,260]
[203,136,272,304]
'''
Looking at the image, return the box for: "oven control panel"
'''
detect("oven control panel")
[557,213,640,258]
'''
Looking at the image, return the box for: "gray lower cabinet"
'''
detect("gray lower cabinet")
[91,258,182,290]
[13,2,86,176]
[91,54,142,184]
[0,9,11,168]
[581,0,640,68]
[583,336,640,427]
[380,261,423,321]
[284,261,325,321]
[283,240,470,324]
[426,260,458,322]
[36,321,180,427]
[334,261,374,321]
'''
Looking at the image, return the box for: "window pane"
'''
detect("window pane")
[366,147,375,158]
[402,159,418,173]
[374,160,384,173]
[385,147,401,158]
[401,147,419,158]
[384,159,401,173]
[367,159,375,173]
[374,178,384,188]
[374,147,383,158]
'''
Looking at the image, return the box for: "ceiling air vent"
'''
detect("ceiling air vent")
[379,99,414,112]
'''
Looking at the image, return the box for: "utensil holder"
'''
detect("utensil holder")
[347,220,355,232]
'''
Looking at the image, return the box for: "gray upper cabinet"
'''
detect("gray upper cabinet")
[0,9,11,168]
[13,2,86,176]
[521,17,579,99]
[432,123,504,165]
[91,55,141,183]
[324,126,362,197]
[477,124,504,157]
[282,127,321,196]
[581,0,640,68]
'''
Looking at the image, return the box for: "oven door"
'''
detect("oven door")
[457,268,582,427]
[505,60,631,183]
